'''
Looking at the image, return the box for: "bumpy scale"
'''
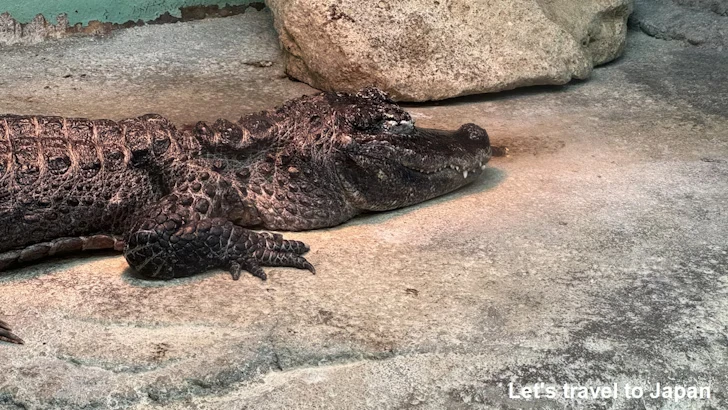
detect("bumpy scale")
[0,87,492,343]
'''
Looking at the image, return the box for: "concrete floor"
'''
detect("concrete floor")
[1,8,727,410]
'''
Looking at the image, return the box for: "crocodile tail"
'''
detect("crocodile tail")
[0,235,124,272]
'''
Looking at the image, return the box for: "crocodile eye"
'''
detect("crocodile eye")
[382,120,414,134]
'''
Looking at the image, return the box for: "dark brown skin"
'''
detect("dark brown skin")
[0,87,491,344]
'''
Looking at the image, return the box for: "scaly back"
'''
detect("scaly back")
[0,114,180,253]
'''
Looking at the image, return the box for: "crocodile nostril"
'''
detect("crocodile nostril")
[458,123,488,142]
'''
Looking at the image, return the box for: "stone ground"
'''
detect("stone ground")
[1,8,727,410]
[631,0,728,48]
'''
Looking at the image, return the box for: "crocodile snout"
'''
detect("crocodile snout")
[459,123,490,145]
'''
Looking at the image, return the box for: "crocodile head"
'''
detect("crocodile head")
[329,88,492,211]
[227,87,492,230]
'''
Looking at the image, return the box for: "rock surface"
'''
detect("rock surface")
[1,10,728,410]
[631,0,728,48]
[267,0,633,101]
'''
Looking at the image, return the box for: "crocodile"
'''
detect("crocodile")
[0,87,492,344]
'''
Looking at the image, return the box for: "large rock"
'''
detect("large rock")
[267,0,634,101]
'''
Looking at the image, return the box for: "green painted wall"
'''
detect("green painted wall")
[0,0,256,25]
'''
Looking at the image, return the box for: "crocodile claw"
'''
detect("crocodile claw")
[227,252,314,281]
[224,231,314,281]
[0,319,24,344]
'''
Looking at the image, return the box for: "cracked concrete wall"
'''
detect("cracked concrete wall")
[0,0,256,25]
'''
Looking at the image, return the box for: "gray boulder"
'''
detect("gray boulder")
[267,0,634,101]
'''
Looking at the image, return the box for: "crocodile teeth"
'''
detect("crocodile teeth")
[462,170,468,178]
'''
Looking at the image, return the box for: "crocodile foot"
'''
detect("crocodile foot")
[0,319,23,344]
[124,213,316,280]
[227,232,315,281]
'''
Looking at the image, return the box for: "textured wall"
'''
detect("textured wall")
[0,0,255,25]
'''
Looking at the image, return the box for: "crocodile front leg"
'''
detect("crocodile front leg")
[123,194,314,280]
